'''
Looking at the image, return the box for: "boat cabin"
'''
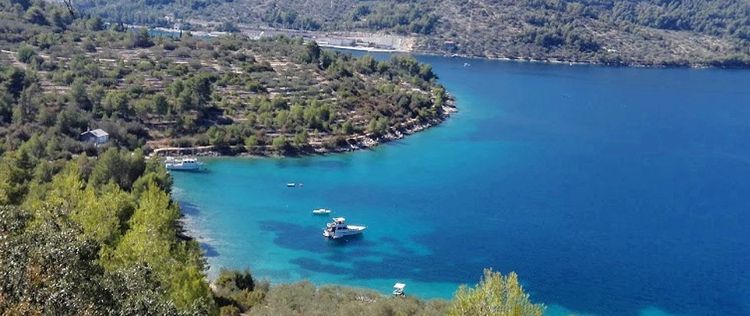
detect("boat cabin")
[326,218,346,229]
[323,217,366,239]
[165,157,202,171]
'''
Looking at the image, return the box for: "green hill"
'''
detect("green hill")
[77,0,750,67]
[0,0,454,157]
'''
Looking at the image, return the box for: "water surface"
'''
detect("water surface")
[173,56,750,315]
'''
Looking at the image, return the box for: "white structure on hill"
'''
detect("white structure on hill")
[80,128,109,145]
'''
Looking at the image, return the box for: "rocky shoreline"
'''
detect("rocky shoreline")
[413,50,749,69]
[307,104,458,155]
[151,102,458,159]
[320,43,747,69]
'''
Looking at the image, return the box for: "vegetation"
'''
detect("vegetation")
[448,269,545,316]
[0,0,452,157]
[211,268,545,316]
[76,0,750,67]
[0,2,543,315]
[0,148,213,314]
[247,282,447,316]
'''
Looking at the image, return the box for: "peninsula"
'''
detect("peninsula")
[0,7,454,157]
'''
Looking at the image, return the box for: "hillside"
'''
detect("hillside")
[1,1,453,157]
[77,0,750,67]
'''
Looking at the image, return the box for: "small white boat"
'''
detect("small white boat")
[323,217,366,239]
[393,283,406,296]
[165,157,202,171]
[287,183,296,187]
[312,208,332,215]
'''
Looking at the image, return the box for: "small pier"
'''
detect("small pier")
[150,145,216,157]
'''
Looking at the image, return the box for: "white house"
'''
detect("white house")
[80,128,109,145]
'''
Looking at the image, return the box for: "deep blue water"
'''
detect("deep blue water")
[172,55,750,315]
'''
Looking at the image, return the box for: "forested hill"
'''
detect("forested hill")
[0,0,453,157]
[76,0,750,67]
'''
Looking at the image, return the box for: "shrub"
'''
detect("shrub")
[447,269,545,316]
[17,45,36,64]
[244,136,259,152]
[175,47,192,58]
[128,28,153,48]
[163,41,178,51]
[219,305,240,316]
[24,6,47,25]
[216,269,255,292]
[271,136,289,153]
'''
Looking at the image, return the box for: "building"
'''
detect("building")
[443,41,458,52]
[80,128,109,145]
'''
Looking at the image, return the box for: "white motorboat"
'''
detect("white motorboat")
[393,283,406,297]
[287,183,296,187]
[165,157,202,171]
[312,208,332,215]
[323,217,366,239]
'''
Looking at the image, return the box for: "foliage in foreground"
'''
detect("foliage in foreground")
[0,145,213,315]
[0,206,194,315]
[211,268,544,316]
[448,269,545,316]
[246,281,448,316]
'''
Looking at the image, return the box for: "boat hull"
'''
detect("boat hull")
[323,226,366,239]
[166,164,201,171]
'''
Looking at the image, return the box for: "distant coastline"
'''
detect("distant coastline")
[141,24,749,69]
[322,45,688,69]
[316,43,407,53]
[422,52,721,69]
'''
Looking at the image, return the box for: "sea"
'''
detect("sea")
[172,54,750,315]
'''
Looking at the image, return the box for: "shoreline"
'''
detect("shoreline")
[412,51,730,70]
[317,43,408,53]
[151,103,458,159]
[313,44,741,70]
[140,23,749,70]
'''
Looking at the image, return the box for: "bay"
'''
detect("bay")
[172,56,750,315]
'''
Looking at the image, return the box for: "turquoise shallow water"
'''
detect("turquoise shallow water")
[172,56,750,315]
